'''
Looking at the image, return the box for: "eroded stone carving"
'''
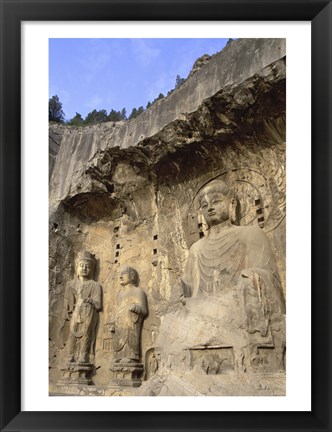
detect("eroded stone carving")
[156,180,285,377]
[189,347,235,375]
[145,348,161,380]
[109,266,148,387]
[59,251,102,385]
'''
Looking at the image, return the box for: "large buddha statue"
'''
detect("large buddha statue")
[156,180,285,376]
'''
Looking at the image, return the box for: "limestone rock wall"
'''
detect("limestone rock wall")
[49,123,67,180]
[49,38,286,394]
[49,38,285,207]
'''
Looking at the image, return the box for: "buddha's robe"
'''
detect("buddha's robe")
[113,286,148,362]
[64,279,102,362]
[181,224,285,349]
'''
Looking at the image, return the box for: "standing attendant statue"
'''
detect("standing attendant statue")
[60,251,102,385]
[109,266,148,387]
[111,266,147,363]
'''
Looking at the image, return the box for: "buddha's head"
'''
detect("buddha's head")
[76,251,96,279]
[198,180,240,227]
[119,266,139,287]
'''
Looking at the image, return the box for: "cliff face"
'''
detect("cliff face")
[49,38,285,208]
[49,38,286,395]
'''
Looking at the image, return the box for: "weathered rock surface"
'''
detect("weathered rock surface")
[187,53,212,79]
[49,123,67,180]
[49,38,286,396]
[49,38,285,209]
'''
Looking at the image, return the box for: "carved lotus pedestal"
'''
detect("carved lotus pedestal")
[58,362,93,386]
[109,361,144,388]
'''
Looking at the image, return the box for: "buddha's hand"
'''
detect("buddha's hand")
[130,304,141,314]
[63,311,71,321]
[240,269,260,291]
[85,298,95,308]
[109,322,115,333]
[241,269,255,279]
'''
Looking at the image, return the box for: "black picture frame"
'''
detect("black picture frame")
[1,0,331,431]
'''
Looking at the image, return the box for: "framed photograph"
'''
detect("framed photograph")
[1,0,331,431]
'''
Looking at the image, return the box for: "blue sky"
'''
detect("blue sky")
[49,38,229,121]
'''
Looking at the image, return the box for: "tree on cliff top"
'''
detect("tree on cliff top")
[128,106,144,120]
[49,95,65,123]
[84,109,109,125]
[175,74,185,89]
[67,112,84,126]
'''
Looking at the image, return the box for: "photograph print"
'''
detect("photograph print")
[48,38,286,396]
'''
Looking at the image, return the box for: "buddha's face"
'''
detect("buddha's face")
[77,259,93,279]
[200,190,231,227]
[119,270,131,286]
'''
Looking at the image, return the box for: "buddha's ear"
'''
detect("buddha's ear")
[229,197,240,226]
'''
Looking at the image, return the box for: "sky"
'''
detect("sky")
[49,38,230,121]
